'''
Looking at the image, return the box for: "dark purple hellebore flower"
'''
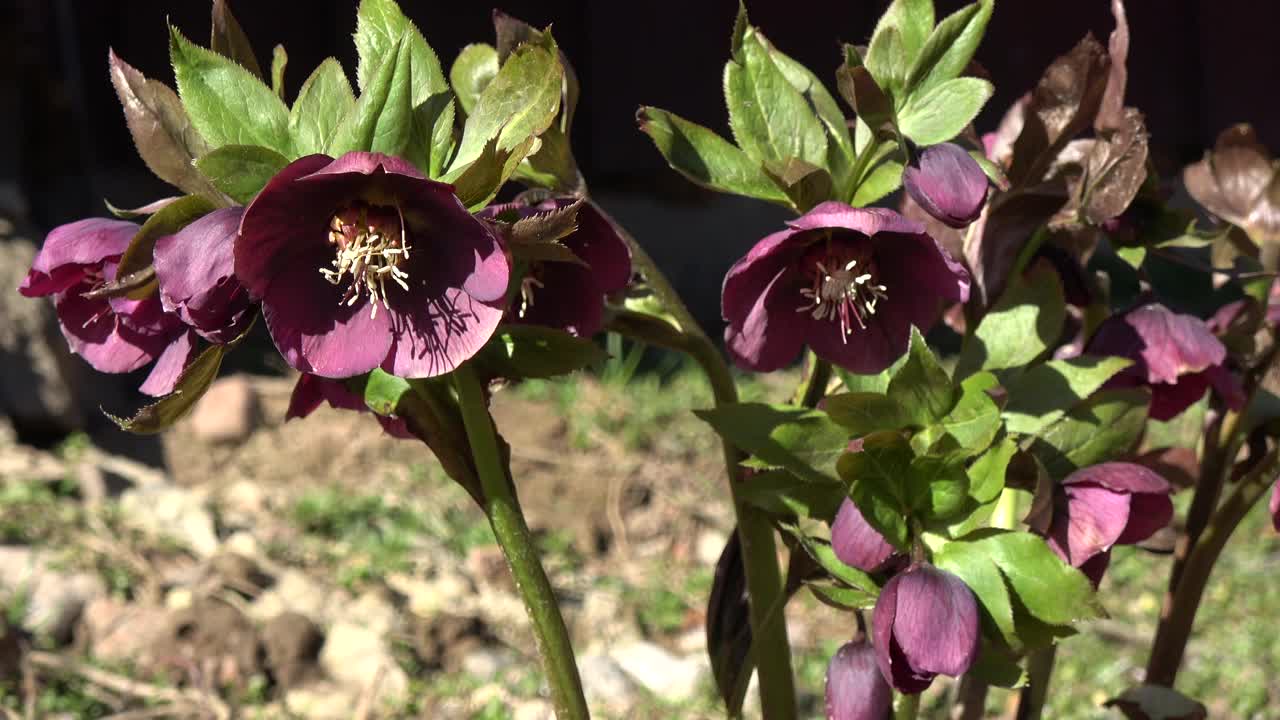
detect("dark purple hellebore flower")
[1042,462,1173,585]
[902,143,989,229]
[153,206,253,344]
[286,373,413,440]
[831,498,897,573]
[825,640,892,720]
[477,197,631,336]
[1087,303,1244,421]
[722,202,970,374]
[872,563,980,693]
[236,152,509,379]
[19,217,192,393]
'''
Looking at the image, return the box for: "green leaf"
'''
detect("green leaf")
[695,403,848,485]
[479,324,608,379]
[195,145,288,204]
[887,326,956,426]
[328,36,413,157]
[107,51,217,200]
[737,470,845,521]
[850,157,904,207]
[450,43,499,116]
[835,356,903,395]
[934,533,1018,646]
[115,195,218,299]
[169,25,291,155]
[289,58,356,156]
[270,46,287,100]
[724,28,829,169]
[762,158,834,214]
[767,46,854,190]
[916,371,1002,454]
[449,32,562,175]
[809,582,878,611]
[864,26,907,98]
[110,319,255,434]
[513,126,583,193]
[1003,356,1133,435]
[210,0,262,79]
[637,107,787,203]
[957,264,1066,377]
[1030,388,1151,480]
[823,392,911,436]
[354,0,448,106]
[875,0,935,60]
[445,135,535,210]
[967,436,1017,504]
[410,92,457,179]
[968,642,1029,689]
[790,530,880,593]
[905,0,993,97]
[898,76,993,146]
[837,433,915,548]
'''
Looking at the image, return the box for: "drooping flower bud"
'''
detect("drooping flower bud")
[825,639,892,720]
[831,498,897,573]
[872,563,980,693]
[902,143,989,229]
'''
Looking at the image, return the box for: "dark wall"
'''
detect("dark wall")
[5,0,1279,327]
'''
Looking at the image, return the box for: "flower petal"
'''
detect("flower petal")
[54,288,168,373]
[725,267,807,372]
[1063,462,1171,495]
[1115,492,1174,546]
[831,498,896,573]
[138,329,200,397]
[1125,304,1226,385]
[902,143,989,229]
[788,203,926,237]
[825,641,893,720]
[383,287,504,378]
[1049,483,1131,565]
[890,565,981,679]
[21,218,138,296]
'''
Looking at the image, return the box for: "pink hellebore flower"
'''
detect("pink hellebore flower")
[825,639,892,720]
[19,217,193,396]
[236,152,509,379]
[722,202,969,374]
[1087,303,1244,421]
[1042,462,1174,584]
[872,563,980,693]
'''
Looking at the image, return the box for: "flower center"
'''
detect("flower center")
[797,248,888,342]
[319,203,411,319]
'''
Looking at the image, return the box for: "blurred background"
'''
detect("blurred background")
[2,1,1279,718]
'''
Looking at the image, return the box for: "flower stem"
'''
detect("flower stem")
[607,307,798,719]
[893,692,921,720]
[453,365,589,720]
[1015,646,1058,720]
[1145,445,1280,686]
[794,351,832,407]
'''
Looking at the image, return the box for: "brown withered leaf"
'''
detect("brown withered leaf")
[1095,0,1130,132]
[211,0,263,79]
[963,180,1071,307]
[1053,107,1149,227]
[762,158,834,214]
[836,64,894,133]
[108,50,217,199]
[1007,34,1111,187]
[1184,124,1280,242]
[509,198,582,245]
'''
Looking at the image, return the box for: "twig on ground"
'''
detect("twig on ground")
[26,651,230,720]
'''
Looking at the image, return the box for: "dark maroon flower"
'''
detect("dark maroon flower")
[831,498,897,573]
[19,217,188,388]
[477,197,631,336]
[902,143,989,229]
[286,373,413,440]
[722,202,969,374]
[154,206,253,344]
[1087,303,1244,421]
[236,152,509,379]
[825,640,892,720]
[1041,462,1173,585]
[872,563,980,693]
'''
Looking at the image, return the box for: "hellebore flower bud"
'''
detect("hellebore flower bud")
[825,639,892,720]
[1042,462,1173,584]
[722,202,969,374]
[831,498,897,573]
[1087,303,1244,421]
[902,143,989,229]
[872,563,980,693]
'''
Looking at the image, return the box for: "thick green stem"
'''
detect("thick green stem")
[951,675,990,720]
[454,366,589,720]
[1015,646,1058,720]
[1145,447,1280,686]
[607,309,798,719]
[795,352,833,408]
[894,693,921,720]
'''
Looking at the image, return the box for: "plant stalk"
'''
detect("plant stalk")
[894,692,922,720]
[453,365,590,720]
[1145,446,1280,686]
[795,351,833,408]
[1015,646,1058,720]
[607,307,798,719]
